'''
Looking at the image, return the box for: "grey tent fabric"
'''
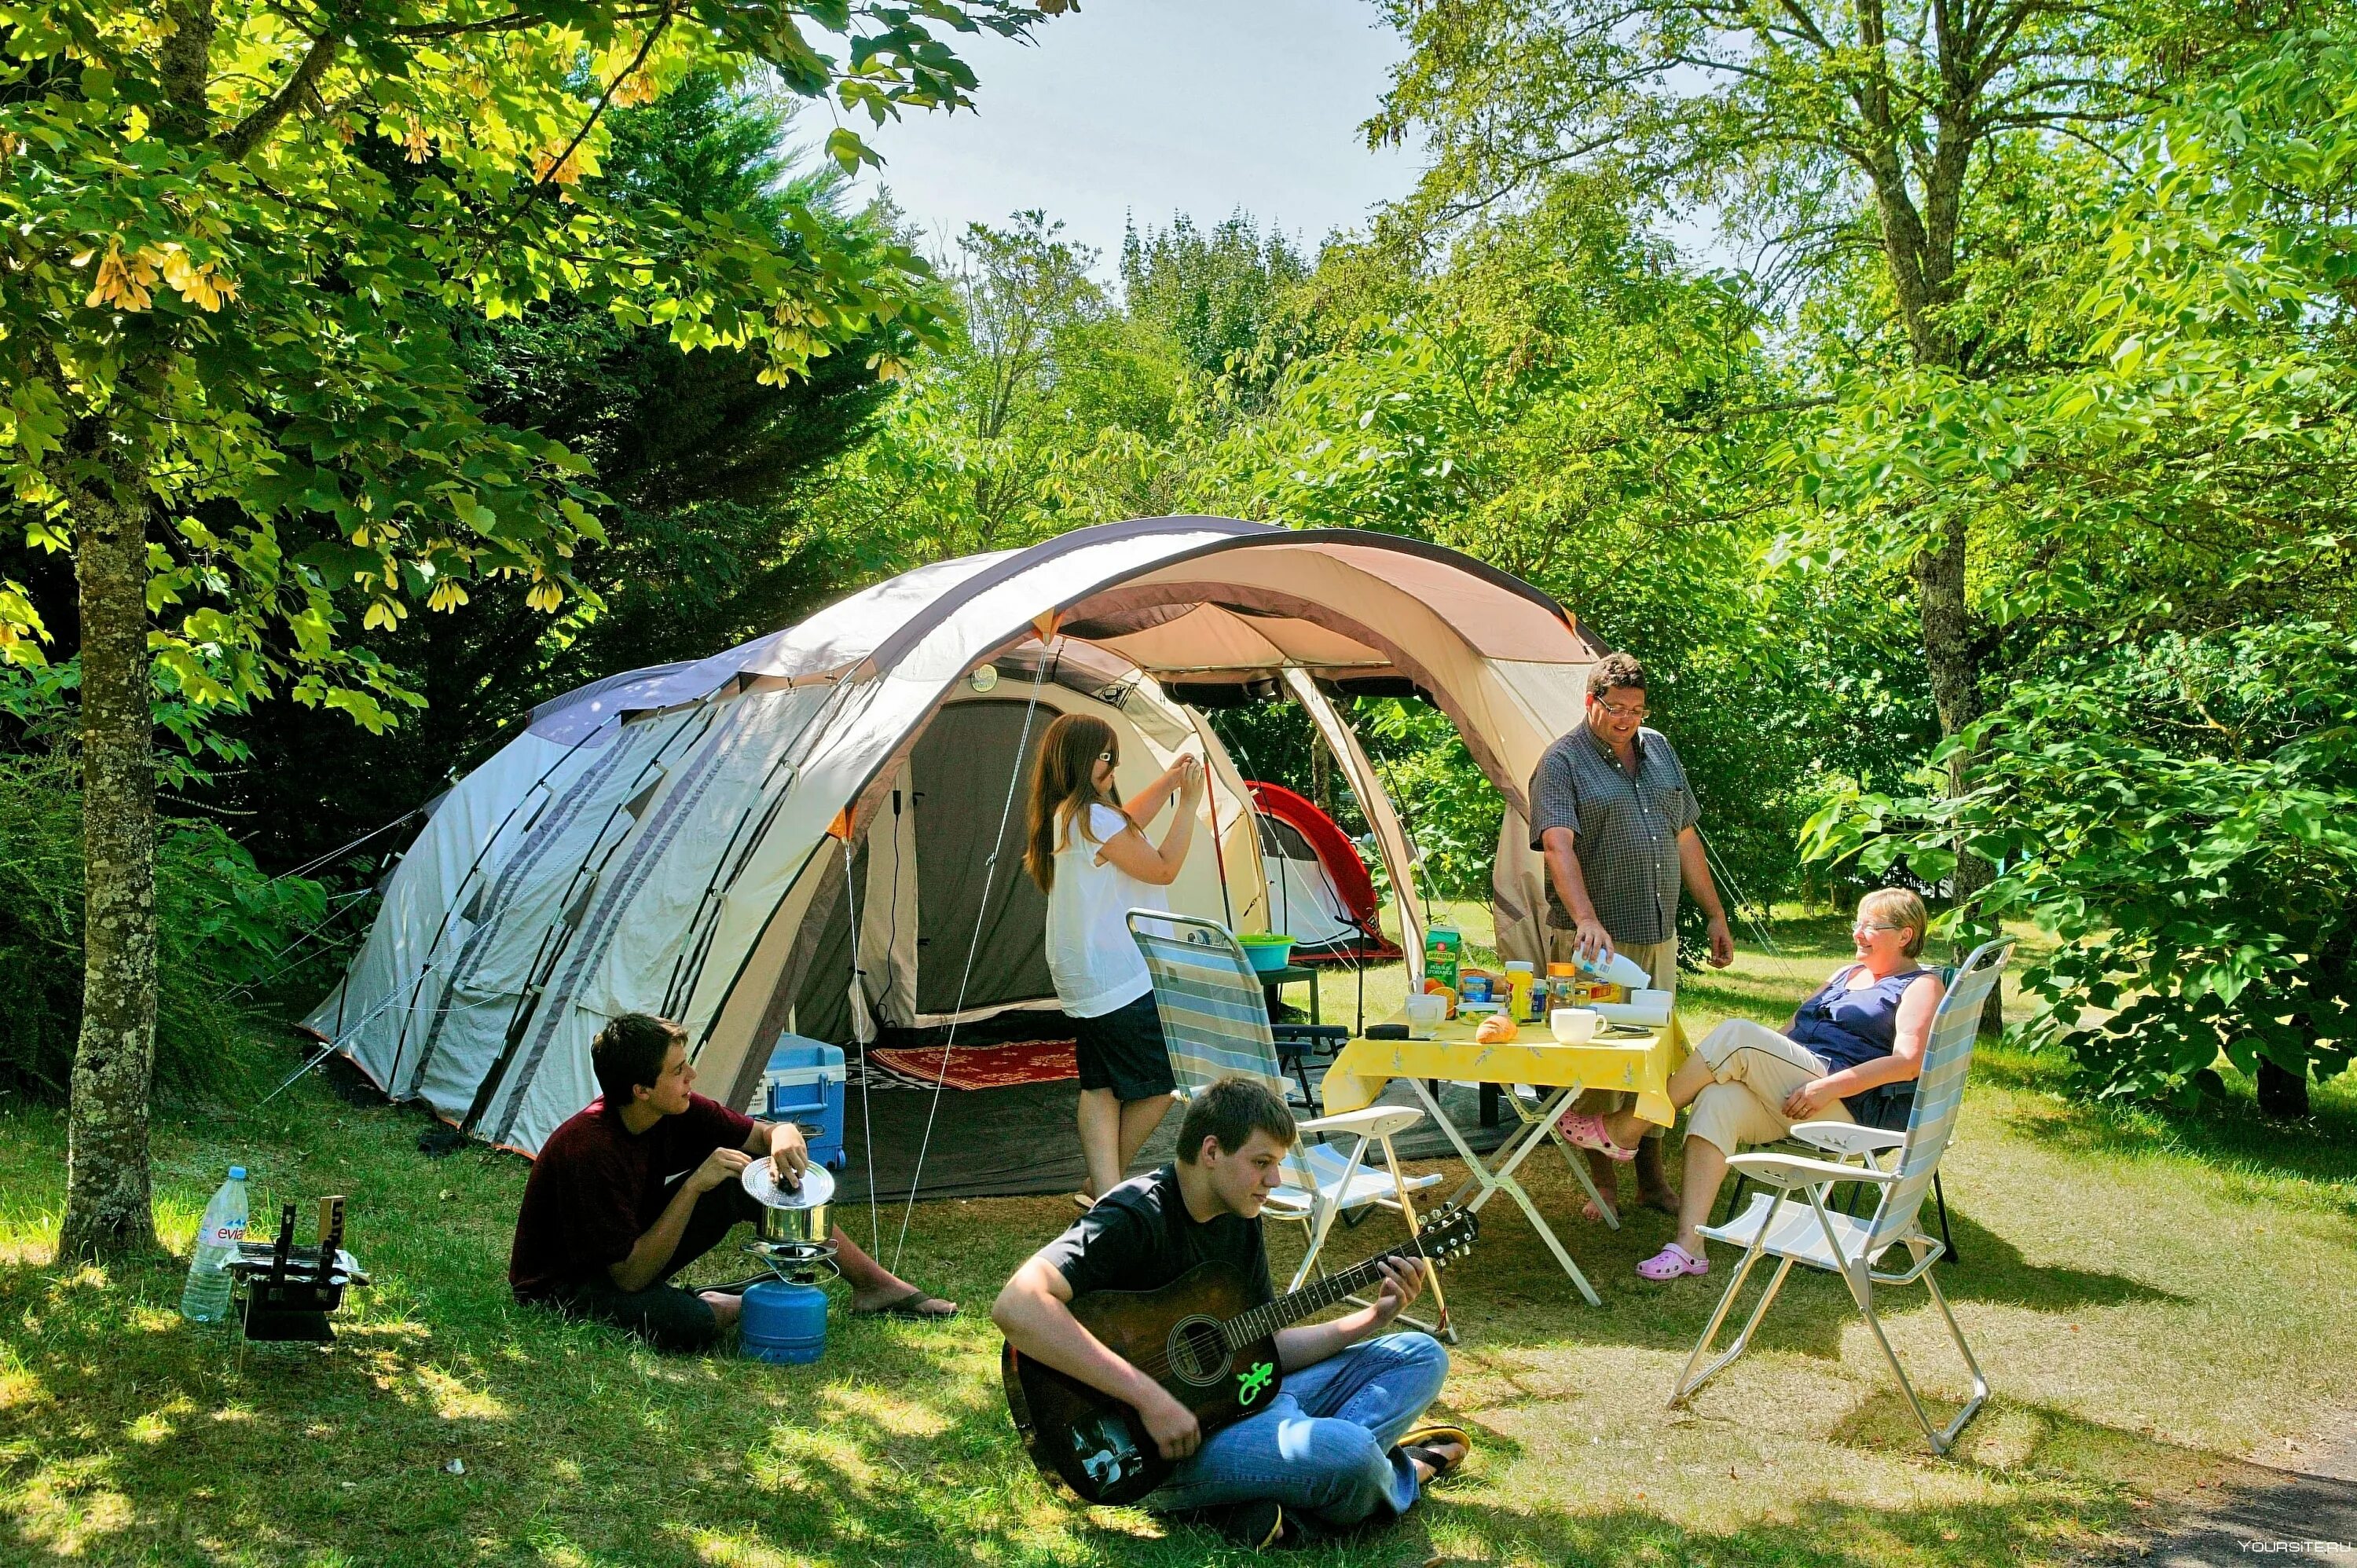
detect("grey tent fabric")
[311,518,1601,1174]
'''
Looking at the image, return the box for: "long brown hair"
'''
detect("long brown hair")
[1025,713,1122,894]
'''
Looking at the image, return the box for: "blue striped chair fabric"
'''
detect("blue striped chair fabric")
[1863,946,2004,1257]
[1128,918,1292,1099]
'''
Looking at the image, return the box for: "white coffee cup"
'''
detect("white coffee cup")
[1549,1007,1600,1044]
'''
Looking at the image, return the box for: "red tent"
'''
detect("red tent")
[1245,781,1402,963]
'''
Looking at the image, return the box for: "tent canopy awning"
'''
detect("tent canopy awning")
[526,520,1600,745]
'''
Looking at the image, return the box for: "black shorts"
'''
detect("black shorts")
[1070,991,1178,1101]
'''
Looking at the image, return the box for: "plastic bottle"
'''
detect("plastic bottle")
[1574,948,1654,991]
[179,1167,249,1324]
[1505,961,1535,1022]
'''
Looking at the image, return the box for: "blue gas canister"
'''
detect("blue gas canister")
[739,1280,828,1365]
[751,1035,846,1171]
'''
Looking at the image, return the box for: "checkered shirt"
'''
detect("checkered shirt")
[1526,723,1699,945]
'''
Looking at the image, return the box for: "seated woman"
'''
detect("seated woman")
[1557,888,1945,1280]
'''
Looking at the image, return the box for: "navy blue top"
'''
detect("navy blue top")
[1790,965,1926,1072]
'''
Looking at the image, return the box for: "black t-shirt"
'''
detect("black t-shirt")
[1038,1163,1272,1306]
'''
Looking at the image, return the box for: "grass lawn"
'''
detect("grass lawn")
[9,911,2357,1565]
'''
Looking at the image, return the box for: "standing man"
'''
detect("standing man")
[1527,652,1735,1219]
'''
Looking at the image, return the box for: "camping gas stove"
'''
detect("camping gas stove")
[744,1240,838,1285]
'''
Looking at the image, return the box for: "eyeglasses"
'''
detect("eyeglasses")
[1852,921,1903,936]
[1594,698,1648,720]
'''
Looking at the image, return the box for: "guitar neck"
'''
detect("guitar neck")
[1222,1244,1424,1346]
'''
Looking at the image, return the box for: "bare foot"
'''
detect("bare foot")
[1580,1196,1619,1224]
[1639,1186,1681,1215]
[699,1290,743,1328]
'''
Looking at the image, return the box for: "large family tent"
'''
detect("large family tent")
[1246,780,1400,964]
[310,517,1606,1186]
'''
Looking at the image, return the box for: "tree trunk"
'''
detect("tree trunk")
[1914,507,2004,1030]
[56,467,159,1263]
[2256,1056,2310,1120]
[1310,731,1333,817]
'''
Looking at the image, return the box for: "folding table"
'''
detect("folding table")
[1318,1016,1686,1306]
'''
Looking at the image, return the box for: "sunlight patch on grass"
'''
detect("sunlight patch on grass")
[681,1526,805,1567]
[818,1380,950,1440]
[415,1363,511,1422]
[125,1394,193,1445]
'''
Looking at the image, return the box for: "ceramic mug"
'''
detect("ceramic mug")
[1549,1007,1600,1044]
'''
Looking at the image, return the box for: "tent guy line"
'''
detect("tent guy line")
[889,647,1054,1275]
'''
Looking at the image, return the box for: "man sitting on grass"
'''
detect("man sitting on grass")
[992,1075,1470,1549]
[509,1012,955,1352]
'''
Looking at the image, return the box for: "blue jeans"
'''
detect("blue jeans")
[1149,1332,1449,1528]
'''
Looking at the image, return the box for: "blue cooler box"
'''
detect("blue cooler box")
[753,1036,846,1172]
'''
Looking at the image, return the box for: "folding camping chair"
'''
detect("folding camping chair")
[1713,958,1989,1263]
[1128,910,1452,1338]
[1671,940,2011,1455]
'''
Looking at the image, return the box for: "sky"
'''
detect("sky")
[848,0,1423,277]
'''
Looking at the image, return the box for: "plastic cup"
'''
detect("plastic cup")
[1403,994,1446,1039]
[1549,1007,1600,1044]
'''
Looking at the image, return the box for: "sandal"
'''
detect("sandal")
[1636,1242,1709,1280]
[1556,1111,1637,1163]
[1398,1422,1473,1483]
[852,1288,959,1319]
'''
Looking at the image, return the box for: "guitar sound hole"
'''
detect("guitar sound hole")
[1164,1315,1230,1387]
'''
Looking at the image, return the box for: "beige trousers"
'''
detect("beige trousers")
[1681,1017,1853,1156]
[1548,935,1677,1141]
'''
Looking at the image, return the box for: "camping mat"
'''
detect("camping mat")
[833,1067,1515,1205]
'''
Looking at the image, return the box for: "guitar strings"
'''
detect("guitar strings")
[1108,1219,1464,1385]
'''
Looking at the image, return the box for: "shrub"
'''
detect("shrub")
[0,753,332,1104]
[1805,621,2357,1105]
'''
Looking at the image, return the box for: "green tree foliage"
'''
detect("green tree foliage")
[1367,0,2173,929]
[1228,178,1842,925]
[1809,622,2357,1107]
[1120,211,1314,403]
[0,0,1053,1259]
[202,74,905,869]
[0,752,327,1103]
[810,211,1175,562]
[1805,23,2357,1101]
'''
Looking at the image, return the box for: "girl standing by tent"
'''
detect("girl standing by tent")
[1025,713,1204,1203]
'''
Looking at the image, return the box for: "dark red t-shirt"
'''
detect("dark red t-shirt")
[508,1091,754,1300]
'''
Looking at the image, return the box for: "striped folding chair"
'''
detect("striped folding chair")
[1127,910,1450,1334]
[1672,940,2011,1454]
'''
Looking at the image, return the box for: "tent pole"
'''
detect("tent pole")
[1190,710,1236,931]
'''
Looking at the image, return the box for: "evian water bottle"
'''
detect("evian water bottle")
[178,1167,249,1324]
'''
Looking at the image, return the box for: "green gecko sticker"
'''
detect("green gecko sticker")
[1237,1361,1275,1406]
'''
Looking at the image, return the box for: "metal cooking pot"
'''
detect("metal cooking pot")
[742,1156,833,1247]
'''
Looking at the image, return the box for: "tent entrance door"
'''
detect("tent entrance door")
[911,700,1056,1020]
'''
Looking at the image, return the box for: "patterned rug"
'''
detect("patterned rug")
[864,1038,1080,1091]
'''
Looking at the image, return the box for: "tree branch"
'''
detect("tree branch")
[216,20,340,159]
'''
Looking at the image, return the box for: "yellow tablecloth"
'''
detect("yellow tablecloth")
[1319,1015,1688,1127]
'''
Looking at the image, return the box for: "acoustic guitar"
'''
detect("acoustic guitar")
[1001,1203,1479,1504]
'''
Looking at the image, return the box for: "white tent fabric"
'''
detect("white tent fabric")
[311,518,1602,1156]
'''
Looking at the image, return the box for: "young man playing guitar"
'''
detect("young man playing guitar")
[992,1076,1471,1548]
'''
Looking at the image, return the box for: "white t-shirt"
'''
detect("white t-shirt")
[1045,802,1169,1018]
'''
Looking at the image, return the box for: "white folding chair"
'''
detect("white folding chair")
[1128,910,1451,1337]
[1672,940,2012,1454]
